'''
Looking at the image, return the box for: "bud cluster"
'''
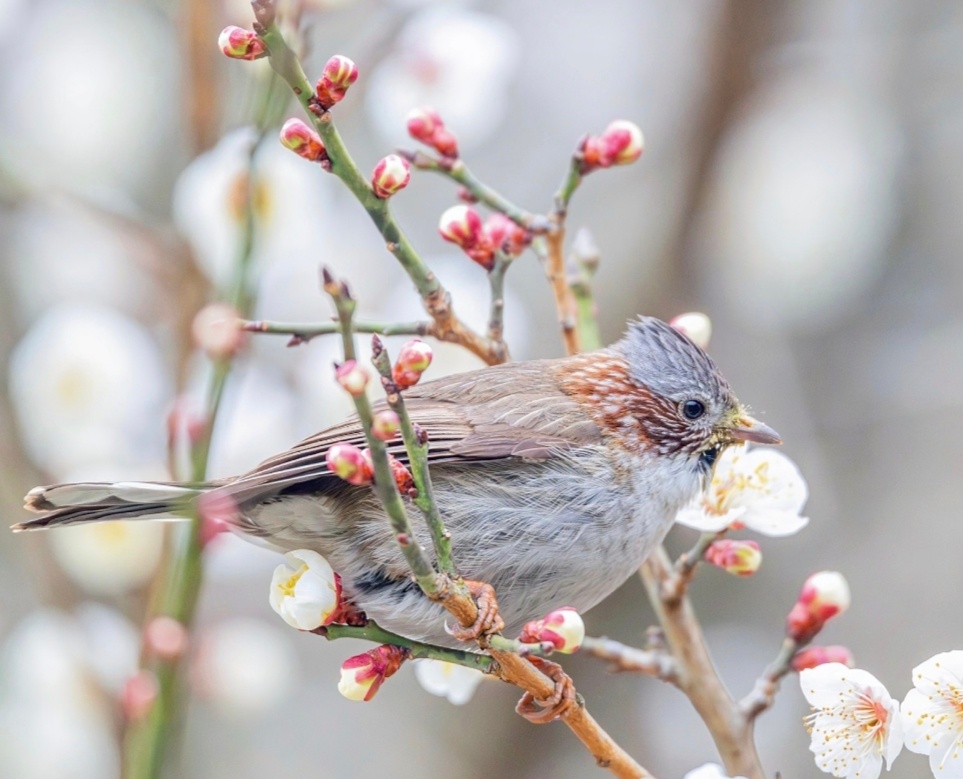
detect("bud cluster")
[519,607,585,655]
[325,442,414,494]
[315,55,359,110]
[581,120,644,173]
[406,107,459,158]
[438,206,530,270]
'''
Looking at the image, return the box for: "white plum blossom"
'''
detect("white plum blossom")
[413,659,484,705]
[683,764,748,779]
[269,550,341,631]
[675,445,809,536]
[901,650,963,777]
[800,663,903,778]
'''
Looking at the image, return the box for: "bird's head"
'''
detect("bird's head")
[615,317,780,473]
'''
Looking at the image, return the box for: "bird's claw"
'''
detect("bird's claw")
[515,657,578,724]
[449,580,505,643]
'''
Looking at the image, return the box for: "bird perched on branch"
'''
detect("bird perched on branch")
[15,317,779,647]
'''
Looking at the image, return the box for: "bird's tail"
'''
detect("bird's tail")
[13,481,206,531]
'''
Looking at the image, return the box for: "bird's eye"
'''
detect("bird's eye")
[682,399,706,420]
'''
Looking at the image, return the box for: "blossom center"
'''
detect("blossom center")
[278,563,309,598]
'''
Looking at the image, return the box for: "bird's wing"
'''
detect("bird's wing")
[221,359,601,505]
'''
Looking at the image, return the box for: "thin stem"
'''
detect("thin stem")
[256,17,504,366]
[554,153,585,217]
[317,621,495,673]
[739,637,799,721]
[581,636,679,685]
[486,254,510,357]
[640,548,764,778]
[242,318,432,345]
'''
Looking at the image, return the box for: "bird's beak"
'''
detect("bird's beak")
[729,413,782,445]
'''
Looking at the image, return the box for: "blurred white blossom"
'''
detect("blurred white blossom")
[414,659,484,705]
[194,618,298,717]
[901,650,963,777]
[365,8,520,151]
[675,445,809,536]
[800,663,903,778]
[8,304,171,477]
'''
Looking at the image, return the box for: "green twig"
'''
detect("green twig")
[317,621,495,673]
[241,317,432,345]
[486,254,511,351]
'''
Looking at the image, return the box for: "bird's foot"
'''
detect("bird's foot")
[449,579,505,644]
[515,657,577,724]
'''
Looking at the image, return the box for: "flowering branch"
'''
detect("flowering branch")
[252,4,506,366]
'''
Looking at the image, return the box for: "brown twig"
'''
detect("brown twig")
[582,636,680,685]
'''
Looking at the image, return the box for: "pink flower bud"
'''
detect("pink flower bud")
[405,107,459,157]
[371,410,400,441]
[438,205,482,248]
[582,119,644,172]
[338,645,407,702]
[218,26,267,61]
[279,118,326,162]
[167,396,206,448]
[145,616,189,661]
[519,607,585,654]
[325,443,374,486]
[196,491,238,547]
[122,670,159,721]
[371,154,411,199]
[791,645,855,672]
[483,214,531,257]
[392,339,433,389]
[786,571,851,643]
[670,312,713,350]
[704,539,761,577]
[359,449,414,494]
[192,302,246,359]
[315,55,359,109]
[335,359,369,397]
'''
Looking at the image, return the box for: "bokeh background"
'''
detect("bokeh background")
[1,0,961,776]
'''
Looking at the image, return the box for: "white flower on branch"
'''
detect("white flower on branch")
[800,663,903,779]
[269,550,341,631]
[413,659,484,705]
[674,445,809,536]
[683,764,748,779]
[901,650,963,777]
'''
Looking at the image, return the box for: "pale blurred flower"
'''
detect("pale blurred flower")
[269,550,341,631]
[365,8,520,151]
[414,659,484,705]
[192,302,246,359]
[670,312,713,350]
[684,764,748,779]
[0,0,179,199]
[74,602,139,695]
[901,650,963,776]
[194,618,297,717]
[49,521,165,597]
[703,75,900,329]
[0,609,120,779]
[144,616,189,661]
[675,445,809,536]
[800,663,902,778]
[8,304,170,477]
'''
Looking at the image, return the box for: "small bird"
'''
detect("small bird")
[15,317,779,646]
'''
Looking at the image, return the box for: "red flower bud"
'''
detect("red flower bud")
[279,118,327,162]
[438,205,494,268]
[315,55,359,109]
[519,607,585,654]
[335,359,369,397]
[392,339,433,389]
[483,214,531,257]
[196,491,238,548]
[704,539,762,576]
[192,302,246,359]
[121,671,159,721]
[786,571,851,643]
[326,443,374,486]
[371,154,411,199]
[145,616,189,661]
[582,119,644,172]
[406,107,459,158]
[791,645,855,672]
[371,410,400,441]
[338,644,408,701]
[218,26,267,61]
